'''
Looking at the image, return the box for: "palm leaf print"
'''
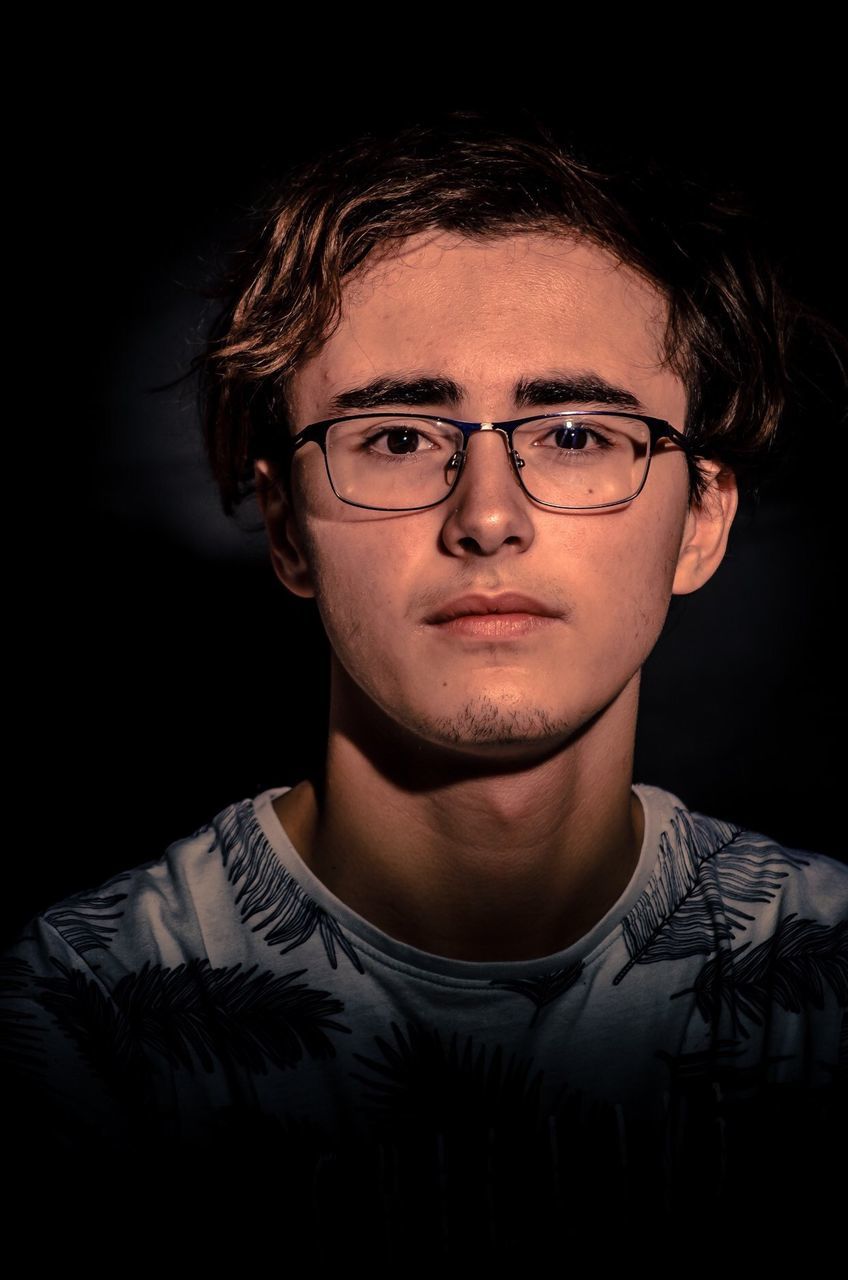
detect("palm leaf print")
[348,1019,562,1255]
[349,1019,545,1135]
[346,1023,655,1260]
[113,958,351,1072]
[671,914,848,1039]
[213,800,365,973]
[0,956,49,1074]
[42,871,132,955]
[31,957,352,1106]
[488,960,585,1025]
[614,808,810,983]
[654,1040,794,1093]
[647,1038,843,1222]
[37,956,150,1103]
[0,956,119,1151]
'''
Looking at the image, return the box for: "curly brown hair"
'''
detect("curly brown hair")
[189,107,846,519]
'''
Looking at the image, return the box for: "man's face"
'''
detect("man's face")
[259,229,736,763]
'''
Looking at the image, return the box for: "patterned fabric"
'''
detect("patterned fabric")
[2,782,846,1259]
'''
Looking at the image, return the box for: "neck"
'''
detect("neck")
[273,669,645,963]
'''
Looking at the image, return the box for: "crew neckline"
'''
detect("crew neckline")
[248,781,685,982]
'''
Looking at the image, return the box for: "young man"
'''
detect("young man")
[2,111,845,1257]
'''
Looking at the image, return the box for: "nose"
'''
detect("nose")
[439,425,535,557]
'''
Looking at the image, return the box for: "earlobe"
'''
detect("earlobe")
[254,459,316,600]
[672,461,739,596]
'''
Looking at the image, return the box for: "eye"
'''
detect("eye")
[525,422,615,452]
[365,426,435,455]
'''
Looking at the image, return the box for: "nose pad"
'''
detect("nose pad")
[445,430,523,491]
[443,449,469,488]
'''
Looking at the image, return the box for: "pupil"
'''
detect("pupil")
[555,426,586,449]
[388,429,418,454]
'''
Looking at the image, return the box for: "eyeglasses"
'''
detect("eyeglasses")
[280,411,697,512]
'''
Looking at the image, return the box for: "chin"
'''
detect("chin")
[419,694,574,752]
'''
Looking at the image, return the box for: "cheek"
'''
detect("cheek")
[574,519,682,663]
[307,527,408,665]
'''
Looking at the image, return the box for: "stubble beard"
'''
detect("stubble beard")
[426,691,568,749]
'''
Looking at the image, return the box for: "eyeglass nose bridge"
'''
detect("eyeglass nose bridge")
[445,421,527,488]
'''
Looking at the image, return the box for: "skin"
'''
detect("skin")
[254,229,738,962]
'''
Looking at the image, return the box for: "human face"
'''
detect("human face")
[258,229,736,761]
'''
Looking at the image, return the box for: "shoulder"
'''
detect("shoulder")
[1,791,262,980]
[691,803,848,927]
[634,783,848,942]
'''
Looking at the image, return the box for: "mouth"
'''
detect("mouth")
[425,592,563,626]
[429,611,561,639]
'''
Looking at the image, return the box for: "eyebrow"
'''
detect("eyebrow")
[325,370,648,417]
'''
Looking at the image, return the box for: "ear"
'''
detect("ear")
[254,459,316,599]
[672,459,739,596]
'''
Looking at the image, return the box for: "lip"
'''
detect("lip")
[431,612,560,639]
[425,592,563,625]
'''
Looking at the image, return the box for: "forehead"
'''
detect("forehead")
[289,229,684,423]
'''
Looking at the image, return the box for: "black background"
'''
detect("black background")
[10,58,845,944]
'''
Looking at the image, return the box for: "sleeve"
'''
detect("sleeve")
[2,913,229,1252]
[0,913,146,1173]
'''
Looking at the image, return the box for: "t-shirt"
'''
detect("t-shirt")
[2,781,846,1262]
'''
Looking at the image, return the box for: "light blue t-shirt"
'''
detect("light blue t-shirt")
[2,780,845,1260]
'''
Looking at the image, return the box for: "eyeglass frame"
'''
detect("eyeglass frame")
[278,410,700,512]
